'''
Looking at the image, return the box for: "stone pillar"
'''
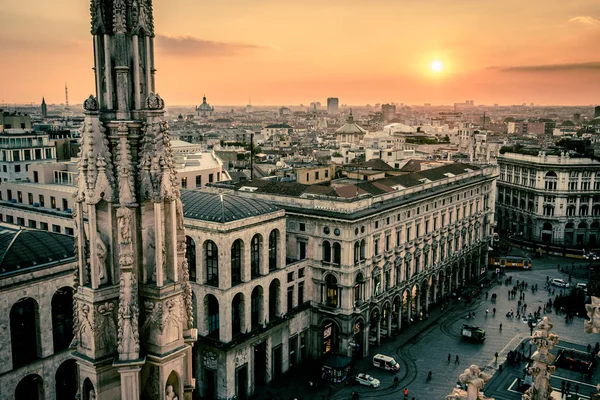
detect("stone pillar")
[387,310,392,338]
[363,323,369,357]
[397,304,402,332]
[376,318,381,346]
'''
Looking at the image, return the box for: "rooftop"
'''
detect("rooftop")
[0,227,74,275]
[180,190,281,223]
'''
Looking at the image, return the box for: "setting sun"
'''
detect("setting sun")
[431,60,443,73]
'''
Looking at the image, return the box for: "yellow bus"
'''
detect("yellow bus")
[488,255,532,269]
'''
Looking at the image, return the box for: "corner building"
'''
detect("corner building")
[496,152,600,247]
[232,163,497,364]
[181,191,311,400]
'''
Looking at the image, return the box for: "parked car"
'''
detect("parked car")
[355,373,380,388]
[576,283,587,293]
[551,278,569,288]
[372,354,400,373]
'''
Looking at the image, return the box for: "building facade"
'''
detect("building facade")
[0,228,77,400]
[496,152,600,247]
[327,98,339,114]
[0,130,57,181]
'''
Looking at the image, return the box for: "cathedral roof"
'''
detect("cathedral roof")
[197,95,213,111]
[0,228,74,275]
[181,190,280,223]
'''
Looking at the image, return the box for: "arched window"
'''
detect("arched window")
[578,222,588,229]
[231,239,243,286]
[332,243,342,265]
[15,374,44,400]
[186,236,197,282]
[205,240,218,287]
[11,298,40,368]
[322,241,331,262]
[325,275,338,307]
[542,222,552,231]
[251,234,261,279]
[354,273,364,303]
[251,286,263,330]
[360,239,366,260]
[55,359,77,400]
[269,230,278,271]
[52,287,74,352]
[205,295,219,339]
[269,279,281,320]
[354,242,360,263]
[232,293,244,337]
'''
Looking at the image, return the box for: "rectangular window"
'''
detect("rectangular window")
[374,238,380,255]
[416,223,420,238]
[28,220,37,229]
[17,217,25,226]
[299,223,306,231]
[375,221,379,229]
[17,191,23,203]
[298,267,305,278]
[6,215,14,224]
[28,193,33,204]
[52,224,61,233]
[40,222,48,230]
[287,286,294,313]
[299,241,307,260]
[33,171,39,183]
[65,227,74,235]
[7,189,12,201]
[62,198,68,211]
[181,177,187,189]
[385,234,390,252]
[46,149,53,159]
[209,173,214,183]
[51,196,56,209]
[287,271,294,282]
[315,171,319,180]
[39,195,45,207]
[14,165,21,173]
[406,226,411,241]
[325,170,329,178]
[196,175,202,187]
[298,282,304,305]
[396,229,401,246]
[425,220,429,234]
[433,217,437,230]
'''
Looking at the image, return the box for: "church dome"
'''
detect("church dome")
[335,110,366,135]
[197,95,214,111]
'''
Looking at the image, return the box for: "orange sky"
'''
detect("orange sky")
[2,0,600,106]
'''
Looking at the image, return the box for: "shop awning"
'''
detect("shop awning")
[322,353,352,369]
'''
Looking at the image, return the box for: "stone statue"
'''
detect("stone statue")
[117,207,132,243]
[95,234,107,280]
[446,364,494,400]
[89,388,96,400]
[585,296,600,334]
[165,384,178,400]
[522,317,559,400]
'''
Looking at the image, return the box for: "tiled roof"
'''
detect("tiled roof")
[181,190,280,223]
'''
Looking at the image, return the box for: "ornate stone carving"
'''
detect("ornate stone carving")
[95,233,107,280]
[175,199,184,229]
[84,94,99,111]
[235,348,248,367]
[163,297,182,341]
[90,0,106,34]
[145,92,164,110]
[180,258,195,329]
[142,301,163,341]
[522,317,559,400]
[78,303,94,350]
[77,118,115,204]
[585,296,600,334]
[116,124,136,205]
[117,272,140,357]
[446,364,494,400]
[203,351,218,370]
[95,301,117,352]
[112,0,127,34]
[117,207,132,243]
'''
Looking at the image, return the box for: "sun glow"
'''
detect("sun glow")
[431,60,443,73]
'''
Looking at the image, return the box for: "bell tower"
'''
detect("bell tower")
[72,1,197,399]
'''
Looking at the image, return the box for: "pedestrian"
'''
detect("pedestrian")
[486,308,489,317]
[403,387,409,399]
[499,323,503,331]
[566,381,571,395]
[448,353,451,364]
[493,307,496,316]
[455,355,460,365]
[495,352,499,362]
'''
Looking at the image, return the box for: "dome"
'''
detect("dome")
[197,95,214,111]
[335,110,366,135]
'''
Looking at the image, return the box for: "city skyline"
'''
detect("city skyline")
[2,0,600,106]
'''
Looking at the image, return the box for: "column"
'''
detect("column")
[387,310,392,338]
[363,324,369,357]
[397,304,402,332]
[376,318,381,346]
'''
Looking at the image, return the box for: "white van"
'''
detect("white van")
[372,354,400,372]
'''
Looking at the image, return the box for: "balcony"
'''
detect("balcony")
[372,254,383,263]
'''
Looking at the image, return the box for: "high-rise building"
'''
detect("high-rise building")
[72,2,196,399]
[41,97,47,118]
[381,103,396,122]
[327,97,339,113]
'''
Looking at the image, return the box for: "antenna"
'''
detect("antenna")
[65,83,69,109]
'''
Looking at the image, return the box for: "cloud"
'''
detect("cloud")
[568,16,600,25]
[155,34,264,57]
[488,62,600,73]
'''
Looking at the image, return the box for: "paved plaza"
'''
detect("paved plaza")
[253,251,599,399]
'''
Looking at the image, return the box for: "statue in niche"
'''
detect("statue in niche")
[95,233,107,280]
[89,389,96,400]
[165,385,178,400]
[95,302,116,351]
[78,304,93,350]
[117,207,132,243]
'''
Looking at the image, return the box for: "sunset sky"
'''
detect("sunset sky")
[2,0,600,106]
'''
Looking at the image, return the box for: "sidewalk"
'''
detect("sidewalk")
[251,293,482,400]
